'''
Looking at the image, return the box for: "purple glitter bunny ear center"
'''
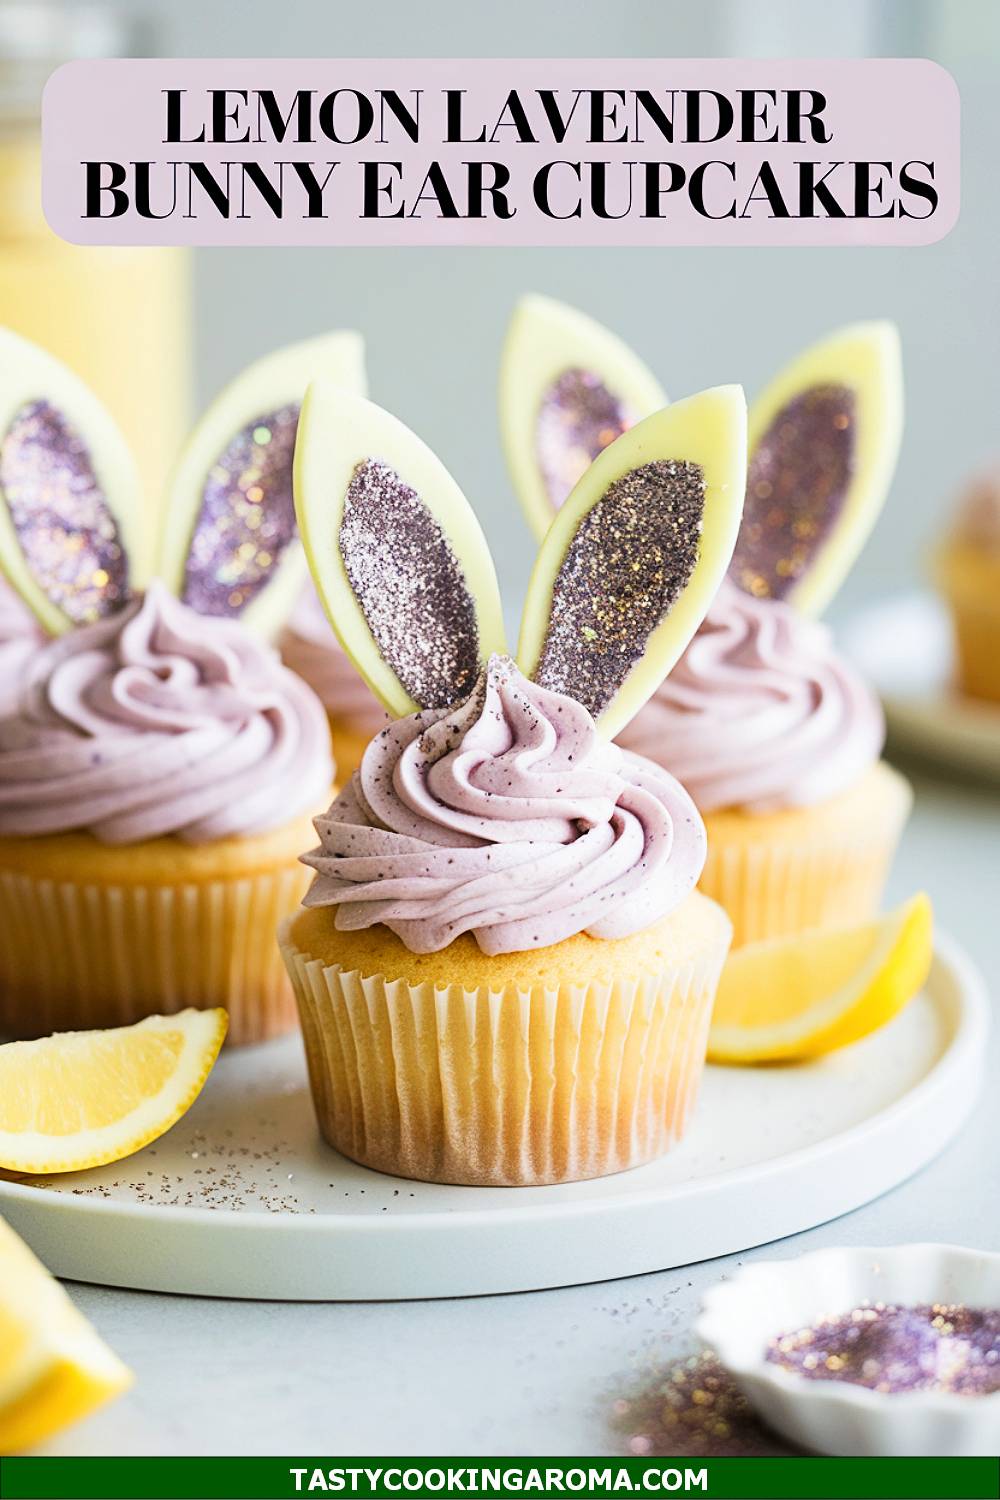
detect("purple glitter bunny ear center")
[340,457,480,710]
[0,399,130,625]
[536,369,634,511]
[534,459,705,720]
[731,384,855,601]
[182,403,300,617]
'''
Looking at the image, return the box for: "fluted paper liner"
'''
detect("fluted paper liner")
[0,864,309,1045]
[701,768,912,948]
[280,926,729,1186]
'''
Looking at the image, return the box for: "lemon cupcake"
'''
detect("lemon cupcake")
[499,300,911,947]
[0,326,365,1042]
[934,467,1000,704]
[619,581,911,946]
[281,380,747,1185]
[280,585,388,774]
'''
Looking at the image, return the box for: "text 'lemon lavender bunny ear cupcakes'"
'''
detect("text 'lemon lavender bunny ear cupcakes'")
[619,322,911,945]
[282,381,746,1187]
[0,328,364,1044]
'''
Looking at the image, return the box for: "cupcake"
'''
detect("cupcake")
[281,378,748,1185]
[0,584,331,1042]
[618,581,911,946]
[501,302,911,946]
[934,466,1000,704]
[0,325,363,1041]
[279,585,388,774]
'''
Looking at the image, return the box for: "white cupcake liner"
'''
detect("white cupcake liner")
[701,775,913,947]
[280,925,729,1186]
[0,865,308,1045]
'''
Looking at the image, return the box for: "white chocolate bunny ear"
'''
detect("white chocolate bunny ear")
[500,295,667,540]
[519,386,746,740]
[0,328,142,635]
[158,331,366,640]
[731,321,903,616]
[295,384,507,716]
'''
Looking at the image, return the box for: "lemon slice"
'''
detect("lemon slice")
[708,894,933,1064]
[0,1217,132,1453]
[0,1009,227,1174]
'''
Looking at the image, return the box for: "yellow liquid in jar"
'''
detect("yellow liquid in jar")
[0,136,192,566]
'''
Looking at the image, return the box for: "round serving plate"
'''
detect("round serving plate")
[840,591,1000,781]
[0,931,988,1302]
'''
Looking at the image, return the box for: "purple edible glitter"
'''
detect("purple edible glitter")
[535,459,705,720]
[536,368,634,510]
[768,1302,1000,1397]
[731,384,855,602]
[0,399,129,624]
[339,457,480,709]
[182,403,299,617]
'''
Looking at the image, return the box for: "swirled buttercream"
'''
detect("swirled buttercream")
[0,581,332,844]
[303,655,705,955]
[280,587,388,736]
[0,579,42,715]
[618,580,884,813]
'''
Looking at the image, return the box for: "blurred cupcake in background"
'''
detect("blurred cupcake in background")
[280,586,388,776]
[0,326,363,1042]
[934,465,1000,705]
[500,300,912,948]
[619,580,911,946]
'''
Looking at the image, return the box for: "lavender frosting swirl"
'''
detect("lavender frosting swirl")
[618,580,884,814]
[0,582,332,844]
[303,655,705,956]
[0,578,41,715]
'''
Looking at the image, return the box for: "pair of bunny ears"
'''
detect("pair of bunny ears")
[500,296,904,618]
[0,318,745,741]
[295,381,747,740]
[0,325,366,641]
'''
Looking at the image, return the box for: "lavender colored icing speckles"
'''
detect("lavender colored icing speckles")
[536,368,634,511]
[0,582,331,844]
[732,384,855,602]
[182,403,299,618]
[535,460,705,721]
[303,655,706,955]
[339,457,480,710]
[768,1303,1000,1397]
[0,399,129,624]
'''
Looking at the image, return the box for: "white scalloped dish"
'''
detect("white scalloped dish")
[697,1243,1000,1456]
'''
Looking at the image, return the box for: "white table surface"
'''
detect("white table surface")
[37,755,1000,1458]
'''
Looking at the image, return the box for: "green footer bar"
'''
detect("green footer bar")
[0,1457,997,1500]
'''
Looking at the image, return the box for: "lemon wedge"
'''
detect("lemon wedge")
[0,1217,132,1453]
[708,894,933,1064]
[0,1009,227,1174]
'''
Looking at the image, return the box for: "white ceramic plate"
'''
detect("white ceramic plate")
[0,932,987,1302]
[840,591,1000,780]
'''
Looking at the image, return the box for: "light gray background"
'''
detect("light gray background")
[123,0,1000,624]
